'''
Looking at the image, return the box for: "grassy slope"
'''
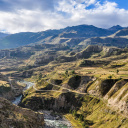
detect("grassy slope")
[20,70,128,128]
[65,95,128,128]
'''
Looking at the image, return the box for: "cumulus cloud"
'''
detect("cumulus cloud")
[0,0,128,33]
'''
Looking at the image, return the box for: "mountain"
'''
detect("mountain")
[108,25,124,32]
[113,27,128,36]
[79,37,128,48]
[60,25,115,38]
[79,27,128,48]
[0,30,62,49]
[0,24,123,49]
[0,32,8,39]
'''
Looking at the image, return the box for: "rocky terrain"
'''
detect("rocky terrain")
[19,72,128,127]
[0,73,23,101]
[79,27,128,48]
[0,97,44,128]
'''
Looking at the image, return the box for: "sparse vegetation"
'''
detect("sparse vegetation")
[116,69,119,74]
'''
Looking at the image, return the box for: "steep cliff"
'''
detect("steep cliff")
[0,73,23,101]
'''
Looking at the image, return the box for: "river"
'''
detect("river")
[12,81,34,105]
[12,81,72,128]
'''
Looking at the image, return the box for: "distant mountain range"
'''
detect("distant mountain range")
[0,25,127,49]
[0,32,8,39]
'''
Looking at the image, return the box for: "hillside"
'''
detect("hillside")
[79,27,128,48]
[0,97,44,128]
[113,27,128,37]
[0,73,24,101]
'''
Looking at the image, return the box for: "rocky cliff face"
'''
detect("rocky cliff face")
[0,97,44,128]
[76,45,103,59]
[87,78,128,115]
[20,92,82,113]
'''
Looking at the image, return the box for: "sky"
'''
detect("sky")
[0,0,128,33]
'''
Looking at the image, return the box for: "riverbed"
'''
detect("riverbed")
[39,110,72,128]
[12,81,72,128]
[12,81,34,105]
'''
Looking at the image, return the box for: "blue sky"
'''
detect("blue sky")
[0,0,128,33]
[109,0,128,9]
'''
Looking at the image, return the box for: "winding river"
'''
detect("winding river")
[12,81,72,128]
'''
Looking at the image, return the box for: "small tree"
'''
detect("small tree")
[116,69,119,74]
[65,70,68,75]
[71,70,75,74]
[108,75,112,79]
[38,73,42,80]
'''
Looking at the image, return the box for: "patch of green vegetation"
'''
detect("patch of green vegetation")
[64,114,83,128]
[108,62,127,68]
[18,65,33,72]
[0,85,11,94]
[87,79,100,92]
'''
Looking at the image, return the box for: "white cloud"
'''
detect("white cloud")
[0,0,128,33]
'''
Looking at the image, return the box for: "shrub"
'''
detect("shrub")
[38,73,42,80]
[71,70,75,74]
[79,114,84,121]
[116,69,119,74]
[65,70,68,75]
[108,75,112,79]
[72,110,77,117]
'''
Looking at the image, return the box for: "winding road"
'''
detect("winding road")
[32,80,88,95]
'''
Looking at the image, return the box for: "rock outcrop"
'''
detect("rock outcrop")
[20,92,82,113]
[0,73,23,101]
[87,78,128,114]
[0,97,44,128]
